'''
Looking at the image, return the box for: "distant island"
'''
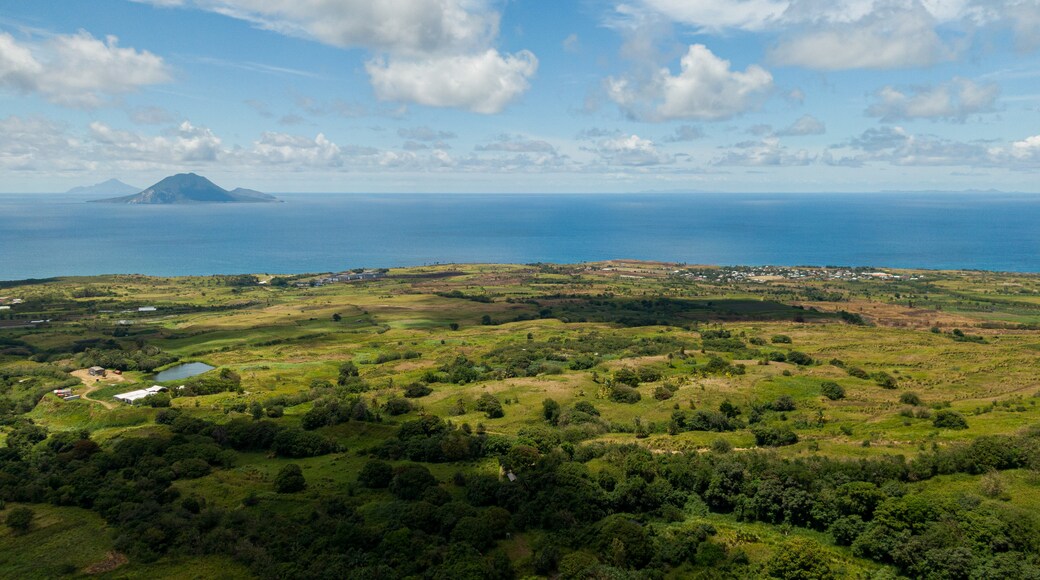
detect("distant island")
[66,178,141,197]
[89,173,280,204]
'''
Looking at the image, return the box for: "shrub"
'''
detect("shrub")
[5,507,33,533]
[765,538,834,580]
[613,368,640,387]
[609,385,641,404]
[933,409,969,430]
[274,464,306,493]
[847,367,869,380]
[403,383,432,398]
[383,397,413,416]
[821,382,845,400]
[871,372,897,389]
[653,386,674,400]
[771,334,793,344]
[786,351,813,366]
[769,395,797,412]
[899,392,922,406]
[751,425,799,447]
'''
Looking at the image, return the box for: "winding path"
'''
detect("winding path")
[69,369,120,410]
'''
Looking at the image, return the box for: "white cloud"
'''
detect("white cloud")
[607,44,772,121]
[866,78,999,121]
[776,114,826,136]
[135,0,537,113]
[88,120,223,163]
[0,31,170,108]
[136,0,499,55]
[562,33,580,52]
[768,6,952,70]
[251,132,343,166]
[366,49,538,114]
[637,0,789,31]
[831,125,992,166]
[589,134,671,166]
[0,116,88,172]
[632,0,1040,70]
[715,137,814,166]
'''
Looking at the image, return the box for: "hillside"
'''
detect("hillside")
[90,173,279,204]
[65,178,140,197]
[1,261,1040,578]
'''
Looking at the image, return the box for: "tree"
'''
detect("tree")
[337,361,359,385]
[358,460,394,488]
[274,463,306,493]
[475,393,504,418]
[542,398,561,425]
[389,464,438,500]
[5,507,33,534]
[332,313,342,322]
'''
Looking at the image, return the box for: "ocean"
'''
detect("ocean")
[2,192,1039,280]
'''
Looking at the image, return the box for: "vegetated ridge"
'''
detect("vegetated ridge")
[90,173,280,204]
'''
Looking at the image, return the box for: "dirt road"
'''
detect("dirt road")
[70,369,125,410]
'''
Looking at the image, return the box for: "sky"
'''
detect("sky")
[3,0,1040,193]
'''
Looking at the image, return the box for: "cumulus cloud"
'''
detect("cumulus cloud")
[251,132,344,166]
[866,78,1000,121]
[587,134,672,166]
[0,31,170,108]
[0,116,87,172]
[89,120,223,163]
[136,0,536,113]
[630,0,1040,70]
[830,125,992,166]
[714,137,814,166]
[366,49,538,114]
[776,114,826,136]
[607,44,773,121]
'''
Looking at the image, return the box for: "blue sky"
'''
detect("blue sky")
[3,0,1040,193]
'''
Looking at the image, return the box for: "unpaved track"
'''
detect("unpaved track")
[70,369,124,410]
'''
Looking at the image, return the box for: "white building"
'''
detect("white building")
[114,385,168,404]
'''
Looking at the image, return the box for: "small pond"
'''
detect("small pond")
[153,362,215,382]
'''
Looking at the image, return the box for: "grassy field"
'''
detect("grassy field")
[2,260,1040,577]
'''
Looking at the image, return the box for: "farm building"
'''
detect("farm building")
[114,385,168,404]
[88,366,106,377]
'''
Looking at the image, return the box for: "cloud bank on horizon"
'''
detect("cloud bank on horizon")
[2,0,1040,192]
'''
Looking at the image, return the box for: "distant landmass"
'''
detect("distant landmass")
[90,173,280,204]
[66,178,141,197]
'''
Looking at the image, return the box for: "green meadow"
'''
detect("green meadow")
[2,261,1040,578]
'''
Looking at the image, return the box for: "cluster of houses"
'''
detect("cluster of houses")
[297,270,387,288]
[678,266,924,284]
[114,385,169,404]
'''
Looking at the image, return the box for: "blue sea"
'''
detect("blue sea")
[2,192,1040,280]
